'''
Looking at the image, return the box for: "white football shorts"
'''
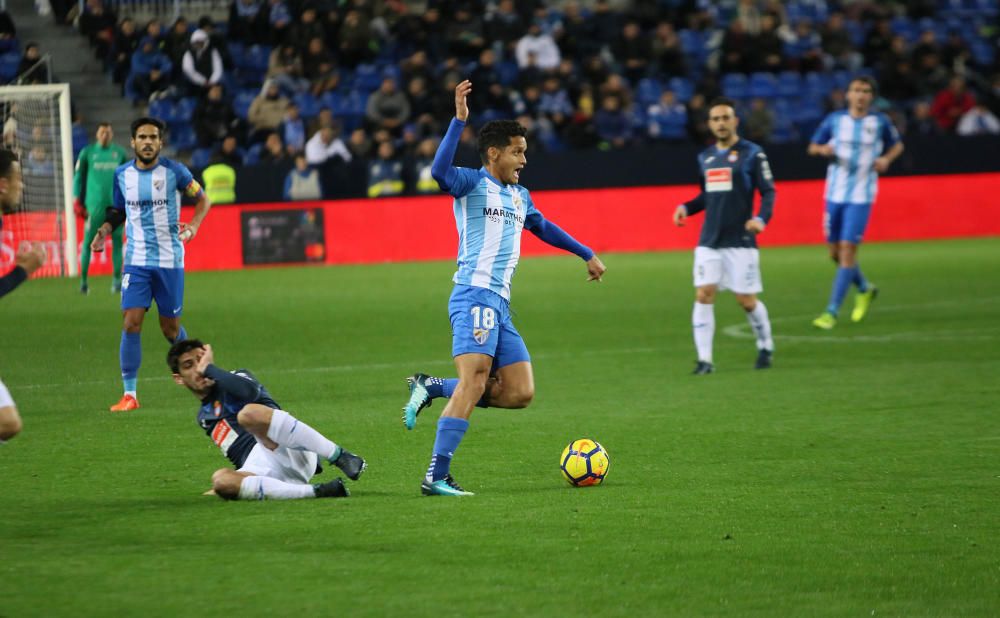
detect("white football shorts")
[238,442,318,484]
[0,378,14,409]
[693,246,763,294]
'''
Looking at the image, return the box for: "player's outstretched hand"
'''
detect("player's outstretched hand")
[195,343,214,376]
[455,80,472,122]
[586,255,606,282]
[15,242,46,274]
[178,221,198,242]
[673,205,687,227]
[91,223,111,252]
[873,156,891,174]
[745,219,765,234]
[810,143,835,159]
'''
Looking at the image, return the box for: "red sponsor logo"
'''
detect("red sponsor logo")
[211,420,232,447]
[706,168,731,183]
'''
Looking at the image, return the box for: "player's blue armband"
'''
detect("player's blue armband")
[204,365,263,401]
[526,216,594,261]
[431,118,466,193]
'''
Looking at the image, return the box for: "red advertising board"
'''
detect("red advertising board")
[4,173,997,277]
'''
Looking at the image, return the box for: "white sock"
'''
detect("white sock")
[746,301,774,351]
[125,391,137,398]
[238,475,316,500]
[692,302,715,363]
[266,409,339,461]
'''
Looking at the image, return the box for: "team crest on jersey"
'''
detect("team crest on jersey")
[728,150,739,162]
[512,193,522,208]
[213,401,222,417]
[154,179,164,191]
[473,328,490,345]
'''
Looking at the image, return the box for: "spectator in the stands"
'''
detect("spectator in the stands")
[143,18,164,45]
[213,135,245,167]
[259,131,288,165]
[400,50,435,90]
[17,43,49,84]
[197,16,233,69]
[337,9,375,68]
[735,0,763,34]
[909,100,941,135]
[266,0,292,46]
[593,94,630,149]
[789,19,824,73]
[931,75,976,132]
[162,16,191,68]
[914,50,950,97]
[556,1,598,59]
[956,103,1000,136]
[940,30,971,69]
[79,0,117,62]
[406,76,436,137]
[0,9,16,42]
[248,79,289,142]
[754,14,786,73]
[109,18,140,86]
[194,84,240,148]
[305,124,352,166]
[863,18,893,67]
[267,44,309,95]
[445,6,486,61]
[485,0,524,57]
[181,29,224,96]
[347,127,372,160]
[130,36,172,101]
[290,7,324,54]
[409,137,440,194]
[645,89,687,141]
[686,92,711,144]
[516,19,560,71]
[591,0,621,50]
[367,140,404,198]
[911,29,941,71]
[538,76,573,134]
[284,153,322,200]
[745,97,775,143]
[651,21,686,78]
[25,145,54,176]
[880,58,920,102]
[279,102,306,154]
[228,0,266,44]
[720,20,754,74]
[613,21,650,85]
[820,12,860,71]
[365,77,411,134]
[302,37,340,97]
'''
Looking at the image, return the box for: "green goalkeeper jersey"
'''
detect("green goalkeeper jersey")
[73,142,129,212]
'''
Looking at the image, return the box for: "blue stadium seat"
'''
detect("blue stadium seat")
[497,60,519,87]
[748,73,778,99]
[233,90,257,120]
[191,147,212,170]
[667,77,694,102]
[721,73,748,99]
[803,72,833,98]
[169,125,197,151]
[353,63,383,93]
[244,143,262,166]
[148,99,176,123]
[294,92,320,118]
[0,38,17,54]
[777,71,802,99]
[175,97,198,119]
[636,78,663,106]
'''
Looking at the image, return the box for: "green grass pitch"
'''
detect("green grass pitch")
[1,238,998,616]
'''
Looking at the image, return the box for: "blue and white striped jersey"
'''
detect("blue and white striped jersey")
[811,111,900,205]
[444,167,542,300]
[112,157,202,268]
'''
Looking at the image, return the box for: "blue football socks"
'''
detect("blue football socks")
[426,417,469,482]
[173,325,188,344]
[120,331,141,393]
[852,265,868,293]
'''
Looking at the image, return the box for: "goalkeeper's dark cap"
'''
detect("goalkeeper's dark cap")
[131,116,166,138]
[0,148,18,178]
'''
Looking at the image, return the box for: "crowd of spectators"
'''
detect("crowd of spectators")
[43,0,1000,195]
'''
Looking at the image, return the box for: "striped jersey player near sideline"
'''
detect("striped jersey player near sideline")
[91,117,212,412]
[673,97,776,375]
[400,80,607,497]
[167,339,366,500]
[807,76,903,330]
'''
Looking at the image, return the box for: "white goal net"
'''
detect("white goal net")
[0,84,76,277]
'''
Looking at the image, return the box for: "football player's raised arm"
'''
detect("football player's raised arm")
[203,365,262,401]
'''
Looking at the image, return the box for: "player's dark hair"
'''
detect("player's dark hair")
[849,75,878,95]
[708,97,738,113]
[130,116,166,139]
[477,120,527,164]
[0,148,19,179]
[97,122,112,129]
[167,338,205,373]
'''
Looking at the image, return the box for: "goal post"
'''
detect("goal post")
[0,83,77,277]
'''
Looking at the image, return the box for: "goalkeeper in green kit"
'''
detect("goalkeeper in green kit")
[75,122,129,293]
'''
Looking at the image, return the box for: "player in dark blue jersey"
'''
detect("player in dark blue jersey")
[168,339,367,500]
[0,148,47,444]
[674,98,776,374]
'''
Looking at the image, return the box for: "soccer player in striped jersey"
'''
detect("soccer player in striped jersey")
[91,117,212,412]
[0,148,47,444]
[674,97,776,374]
[401,80,607,496]
[168,339,366,501]
[808,76,903,329]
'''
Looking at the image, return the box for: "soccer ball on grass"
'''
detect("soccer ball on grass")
[559,438,610,487]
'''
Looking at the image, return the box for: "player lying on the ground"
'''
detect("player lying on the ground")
[168,339,366,500]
